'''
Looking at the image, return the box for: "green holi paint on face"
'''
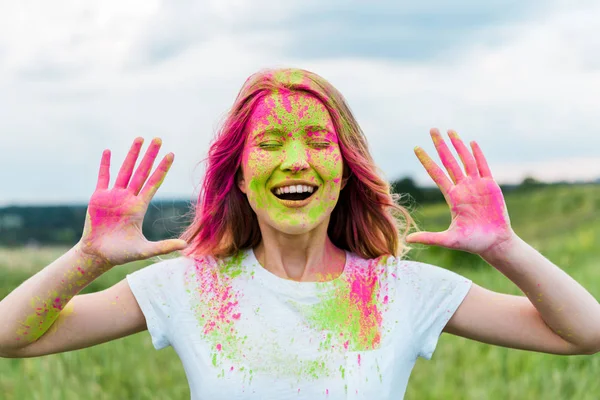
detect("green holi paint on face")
[239,88,344,235]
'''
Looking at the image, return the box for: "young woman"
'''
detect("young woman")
[1,68,599,399]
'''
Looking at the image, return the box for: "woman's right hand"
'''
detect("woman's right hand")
[77,137,187,266]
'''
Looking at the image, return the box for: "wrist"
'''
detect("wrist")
[72,241,114,271]
[480,231,523,265]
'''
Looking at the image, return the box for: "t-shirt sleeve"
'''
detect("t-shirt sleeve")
[126,257,185,350]
[406,261,472,360]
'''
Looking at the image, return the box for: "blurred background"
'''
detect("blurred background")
[1,0,600,399]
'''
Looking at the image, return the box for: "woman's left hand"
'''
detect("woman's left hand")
[406,128,516,255]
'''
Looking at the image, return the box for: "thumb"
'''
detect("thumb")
[146,239,189,257]
[406,231,452,247]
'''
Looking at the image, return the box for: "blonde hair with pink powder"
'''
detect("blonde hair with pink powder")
[180,68,416,259]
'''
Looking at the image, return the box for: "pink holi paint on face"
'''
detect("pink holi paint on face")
[238,89,344,234]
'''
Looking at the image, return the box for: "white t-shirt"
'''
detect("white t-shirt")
[126,248,472,400]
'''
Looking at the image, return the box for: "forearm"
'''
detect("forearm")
[0,244,112,351]
[482,234,600,351]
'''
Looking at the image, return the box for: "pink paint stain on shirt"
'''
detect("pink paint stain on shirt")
[348,264,383,348]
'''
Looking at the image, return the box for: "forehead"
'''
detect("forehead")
[247,90,333,131]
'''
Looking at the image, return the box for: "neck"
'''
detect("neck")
[254,221,346,282]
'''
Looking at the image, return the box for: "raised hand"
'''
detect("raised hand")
[406,128,515,255]
[78,137,187,266]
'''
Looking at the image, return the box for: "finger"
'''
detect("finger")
[129,138,163,196]
[139,153,174,202]
[114,137,144,189]
[96,150,111,191]
[406,231,454,247]
[448,130,479,177]
[430,128,465,183]
[414,146,452,196]
[145,239,188,258]
[471,141,493,178]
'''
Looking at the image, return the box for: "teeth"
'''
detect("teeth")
[274,185,317,195]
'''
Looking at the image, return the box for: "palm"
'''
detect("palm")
[79,138,186,266]
[407,129,514,255]
[84,189,146,254]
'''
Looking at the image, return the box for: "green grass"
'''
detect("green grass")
[1,184,600,399]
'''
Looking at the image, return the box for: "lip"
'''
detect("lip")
[272,191,316,208]
[270,180,319,193]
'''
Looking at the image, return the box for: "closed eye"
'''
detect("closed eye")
[259,142,282,149]
[310,142,331,149]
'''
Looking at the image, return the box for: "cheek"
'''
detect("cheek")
[246,149,276,179]
[310,149,344,179]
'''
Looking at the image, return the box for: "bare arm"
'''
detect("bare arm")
[0,137,186,358]
[0,245,111,354]
[0,277,146,358]
[409,129,600,355]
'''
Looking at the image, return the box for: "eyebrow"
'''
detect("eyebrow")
[253,126,330,138]
[304,125,329,132]
[254,128,285,138]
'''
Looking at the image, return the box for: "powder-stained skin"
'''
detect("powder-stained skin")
[13,137,186,344]
[407,129,513,255]
[239,89,344,235]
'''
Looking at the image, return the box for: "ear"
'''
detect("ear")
[341,177,348,190]
[341,167,351,190]
[236,168,247,194]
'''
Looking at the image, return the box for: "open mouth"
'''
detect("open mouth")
[271,185,318,202]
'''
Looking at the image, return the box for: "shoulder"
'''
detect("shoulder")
[126,256,199,287]
[347,252,470,289]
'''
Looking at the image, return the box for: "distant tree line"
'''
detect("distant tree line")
[0,201,194,247]
[0,176,555,247]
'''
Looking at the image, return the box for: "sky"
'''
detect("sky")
[1,0,600,206]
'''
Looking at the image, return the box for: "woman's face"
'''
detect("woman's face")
[238,89,345,235]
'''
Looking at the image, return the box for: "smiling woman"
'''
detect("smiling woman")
[1,68,600,400]
[180,69,413,262]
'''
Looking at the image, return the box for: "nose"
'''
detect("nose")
[280,142,309,173]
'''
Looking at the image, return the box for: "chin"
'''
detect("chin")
[267,218,326,236]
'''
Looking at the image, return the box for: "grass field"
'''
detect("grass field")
[1,184,600,399]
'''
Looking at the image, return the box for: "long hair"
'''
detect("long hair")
[180,68,416,259]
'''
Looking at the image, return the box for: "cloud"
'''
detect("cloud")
[0,0,599,206]
[257,0,547,61]
[287,0,600,182]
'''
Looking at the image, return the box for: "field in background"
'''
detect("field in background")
[1,184,600,399]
